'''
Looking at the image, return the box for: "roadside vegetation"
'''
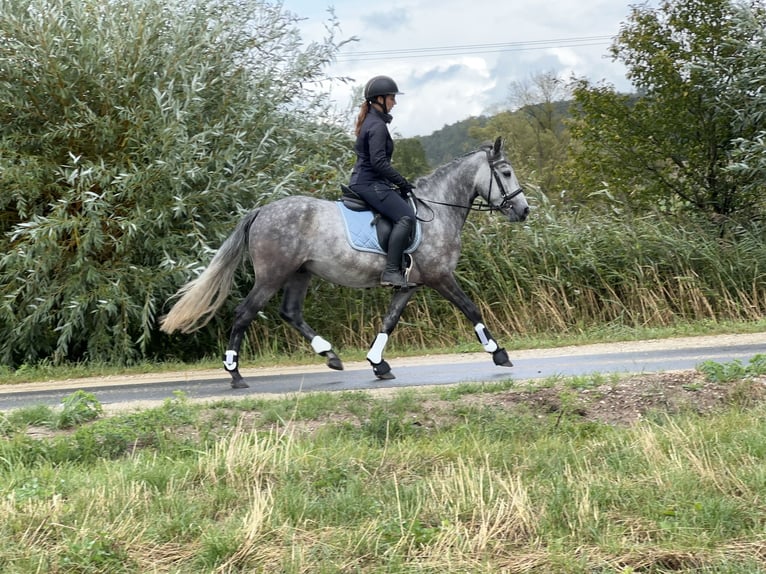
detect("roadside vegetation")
[2,356,766,573]
[238,201,765,361]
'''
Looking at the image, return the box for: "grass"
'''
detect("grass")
[1,358,766,572]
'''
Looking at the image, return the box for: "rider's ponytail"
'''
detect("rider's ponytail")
[354,101,370,137]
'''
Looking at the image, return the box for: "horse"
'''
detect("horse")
[160,136,529,388]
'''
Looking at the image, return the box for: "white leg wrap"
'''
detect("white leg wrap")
[223,350,238,371]
[366,333,389,364]
[310,335,332,354]
[474,323,498,353]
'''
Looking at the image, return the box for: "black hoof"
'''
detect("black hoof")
[231,377,249,389]
[322,351,344,371]
[370,359,396,380]
[493,347,513,367]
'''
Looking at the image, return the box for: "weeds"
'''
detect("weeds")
[1,361,766,572]
[55,390,103,429]
[698,353,766,382]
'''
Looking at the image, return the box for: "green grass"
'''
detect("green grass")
[1,358,766,573]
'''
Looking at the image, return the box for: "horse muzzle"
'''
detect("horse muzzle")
[504,191,529,222]
[507,206,529,222]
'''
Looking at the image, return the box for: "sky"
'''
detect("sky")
[280,0,658,138]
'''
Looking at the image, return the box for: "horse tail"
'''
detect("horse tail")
[160,209,260,334]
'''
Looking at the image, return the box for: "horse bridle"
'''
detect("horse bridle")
[413,147,524,214]
[486,150,525,212]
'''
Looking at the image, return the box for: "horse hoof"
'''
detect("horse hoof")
[370,359,395,380]
[328,358,344,370]
[324,351,344,371]
[231,379,249,389]
[493,348,513,367]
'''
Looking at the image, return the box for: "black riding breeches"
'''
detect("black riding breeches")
[349,183,416,223]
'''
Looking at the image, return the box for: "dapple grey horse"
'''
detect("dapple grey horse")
[160,137,529,388]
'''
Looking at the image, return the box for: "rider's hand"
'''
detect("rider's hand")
[399,182,414,198]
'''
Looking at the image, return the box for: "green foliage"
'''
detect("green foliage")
[415,116,489,166]
[472,71,572,195]
[698,354,766,383]
[0,393,196,465]
[54,390,103,429]
[565,0,766,221]
[228,202,766,359]
[0,0,351,366]
[2,382,766,571]
[2,391,104,433]
[392,137,431,180]
[59,533,134,573]
[715,3,766,213]
[0,0,763,373]
[4,404,54,429]
[359,406,423,444]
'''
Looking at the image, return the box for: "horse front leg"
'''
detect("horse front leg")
[433,274,513,368]
[367,287,418,379]
[279,270,343,371]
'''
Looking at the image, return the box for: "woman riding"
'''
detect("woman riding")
[348,75,417,288]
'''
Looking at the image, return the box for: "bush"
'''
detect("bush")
[0,0,351,366]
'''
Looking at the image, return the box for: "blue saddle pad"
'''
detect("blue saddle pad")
[336,202,421,255]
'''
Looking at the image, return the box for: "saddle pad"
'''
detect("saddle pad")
[336,202,421,255]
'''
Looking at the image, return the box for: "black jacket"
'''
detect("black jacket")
[349,107,409,189]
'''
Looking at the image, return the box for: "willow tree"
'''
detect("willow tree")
[0,0,352,366]
[716,2,766,217]
[565,0,766,220]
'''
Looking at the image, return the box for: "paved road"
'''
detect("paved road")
[0,333,762,412]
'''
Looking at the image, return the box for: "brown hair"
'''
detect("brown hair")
[354,101,370,137]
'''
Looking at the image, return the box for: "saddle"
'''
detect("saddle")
[339,184,417,253]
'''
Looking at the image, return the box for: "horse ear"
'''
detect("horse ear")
[493,136,503,156]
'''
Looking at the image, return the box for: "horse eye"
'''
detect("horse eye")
[501,169,512,177]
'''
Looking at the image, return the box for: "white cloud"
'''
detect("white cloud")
[282,0,657,136]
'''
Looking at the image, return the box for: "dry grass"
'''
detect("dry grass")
[2,369,766,572]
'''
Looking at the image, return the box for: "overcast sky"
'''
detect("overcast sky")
[280,0,658,137]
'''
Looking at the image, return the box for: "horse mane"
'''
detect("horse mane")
[414,142,493,190]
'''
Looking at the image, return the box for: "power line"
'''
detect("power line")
[335,35,614,62]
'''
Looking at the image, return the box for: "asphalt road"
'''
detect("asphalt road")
[0,333,763,412]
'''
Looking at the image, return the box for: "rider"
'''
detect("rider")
[348,75,417,288]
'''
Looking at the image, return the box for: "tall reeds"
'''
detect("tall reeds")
[238,206,766,356]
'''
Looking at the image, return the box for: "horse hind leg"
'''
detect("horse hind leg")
[279,270,343,371]
[224,283,280,389]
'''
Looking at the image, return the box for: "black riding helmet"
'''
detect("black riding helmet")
[364,75,403,113]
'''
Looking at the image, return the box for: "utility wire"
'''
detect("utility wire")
[335,35,614,62]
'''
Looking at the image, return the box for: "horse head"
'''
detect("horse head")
[477,137,529,222]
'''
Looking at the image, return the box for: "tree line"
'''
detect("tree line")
[412,0,766,224]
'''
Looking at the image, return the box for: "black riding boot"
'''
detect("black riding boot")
[381,216,414,287]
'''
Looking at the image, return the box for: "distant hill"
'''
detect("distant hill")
[411,100,573,168]
[413,116,491,168]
